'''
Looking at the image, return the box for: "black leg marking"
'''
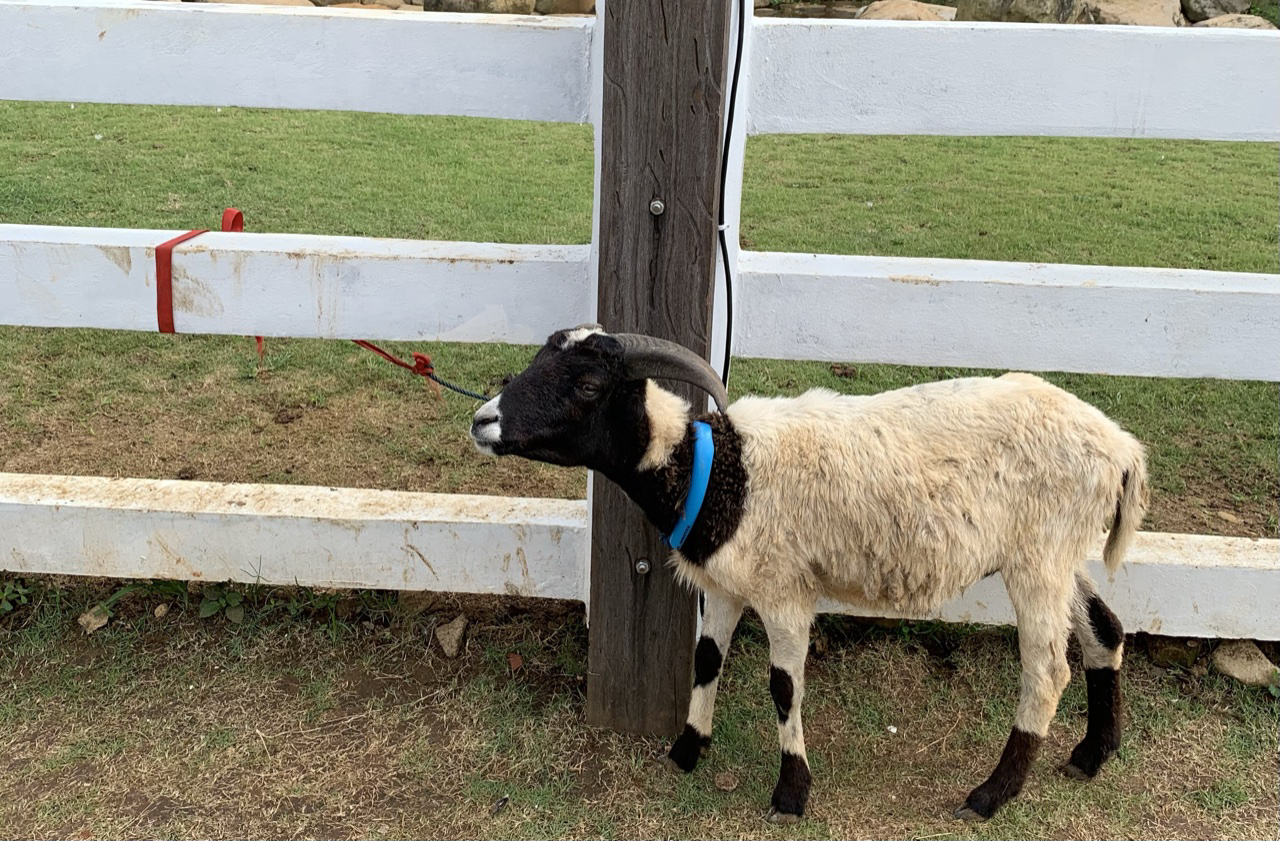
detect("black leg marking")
[955,728,1042,821]
[769,666,794,724]
[1063,667,1122,780]
[666,723,710,773]
[1086,595,1124,652]
[769,752,811,822]
[694,636,723,688]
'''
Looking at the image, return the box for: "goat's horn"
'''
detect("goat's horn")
[613,333,729,413]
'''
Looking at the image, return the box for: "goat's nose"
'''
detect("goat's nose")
[470,396,503,445]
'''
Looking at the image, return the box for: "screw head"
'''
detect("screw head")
[649,199,665,216]
[635,558,651,575]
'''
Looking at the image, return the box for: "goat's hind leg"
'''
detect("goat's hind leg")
[1062,574,1124,780]
[955,571,1073,822]
[665,590,744,773]
[759,606,814,824]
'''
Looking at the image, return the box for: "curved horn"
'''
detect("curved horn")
[613,333,729,413]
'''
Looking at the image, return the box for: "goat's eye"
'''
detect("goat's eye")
[578,381,600,398]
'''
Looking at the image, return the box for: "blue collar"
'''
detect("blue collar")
[664,421,714,551]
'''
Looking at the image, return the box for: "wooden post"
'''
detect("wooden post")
[586,0,733,735]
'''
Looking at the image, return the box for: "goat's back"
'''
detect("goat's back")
[712,374,1143,614]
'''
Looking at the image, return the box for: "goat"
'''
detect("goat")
[470,324,1148,823]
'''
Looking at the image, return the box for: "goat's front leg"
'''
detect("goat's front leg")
[666,590,744,772]
[760,607,814,823]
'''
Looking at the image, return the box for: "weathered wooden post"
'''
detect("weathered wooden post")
[585,0,735,735]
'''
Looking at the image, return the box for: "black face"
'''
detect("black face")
[470,329,638,468]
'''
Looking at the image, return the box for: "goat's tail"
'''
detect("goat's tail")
[1103,447,1149,574]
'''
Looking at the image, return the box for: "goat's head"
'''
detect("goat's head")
[470,324,727,468]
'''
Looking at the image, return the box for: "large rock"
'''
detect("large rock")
[1180,0,1249,21]
[1213,640,1280,687]
[1194,11,1277,25]
[859,0,946,19]
[423,0,535,10]
[955,0,1080,23]
[534,0,593,12]
[1075,0,1184,24]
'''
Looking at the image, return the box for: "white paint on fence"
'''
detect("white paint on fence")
[0,225,591,342]
[2,470,1274,638]
[749,20,1280,141]
[0,0,593,122]
[0,473,587,599]
[737,251,1280,381]
[821,532,1280,642]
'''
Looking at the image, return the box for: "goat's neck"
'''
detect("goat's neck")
[591,382,745,565]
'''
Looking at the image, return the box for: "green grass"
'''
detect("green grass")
[0,101,1275,535]
[0,582,1275,839]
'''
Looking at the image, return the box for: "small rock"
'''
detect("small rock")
[154,603,170,619]
[714,771,740,792]
[78,605,110,635]
[1193,11,1277,24]
[1145,635,1202,670]
[507,651,524,671]
[435,614,468,658]
[1216,510,1241,524]
[887,725,898,734]
[1212,640,1280,687]
[859,0,946,19]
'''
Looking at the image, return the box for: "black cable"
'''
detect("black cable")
[717,0,746,390]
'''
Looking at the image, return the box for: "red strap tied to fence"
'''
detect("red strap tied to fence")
[154,208,244,334]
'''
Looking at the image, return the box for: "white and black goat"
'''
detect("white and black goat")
[470,324,1148,823]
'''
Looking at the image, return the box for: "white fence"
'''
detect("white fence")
[1,0,1277,639]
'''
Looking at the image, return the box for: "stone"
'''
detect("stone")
[1145,635,1202,670]
[423,0,536,11]
[1213,640,1280,687]
[1075,0,1184,24]
[1194,11,1277,24]
[435,613,468,658]
[955,0,1080,23]
[203,0,316,5]
[1180,0,1248,21]
[534,0,593,12]
[859,0,945,19]
[924,2,959,18]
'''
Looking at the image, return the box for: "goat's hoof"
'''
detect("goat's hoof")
[658,754,686,774]
[1059,761,1094,782]
[767,807,803,825]
[953,804,989,823]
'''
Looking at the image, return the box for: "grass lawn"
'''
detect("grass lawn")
[0,101,1277,839]
[0,584,1276,840]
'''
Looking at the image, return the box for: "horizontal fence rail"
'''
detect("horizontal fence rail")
[818,532,1280,641]
[3,1,1278,143]
[0,473,587,599]
[2,473,1274,639]
[736,252,1280,381]
[5,225,1275,381]
[0,0,593,122]
[0,226,592,342]
[748,21,1280,140]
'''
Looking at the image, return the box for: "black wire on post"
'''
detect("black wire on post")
[716,0,747,391]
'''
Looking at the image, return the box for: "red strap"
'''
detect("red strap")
[155,229,209,334]
[154,208,243,335]
[351,340,434,378]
